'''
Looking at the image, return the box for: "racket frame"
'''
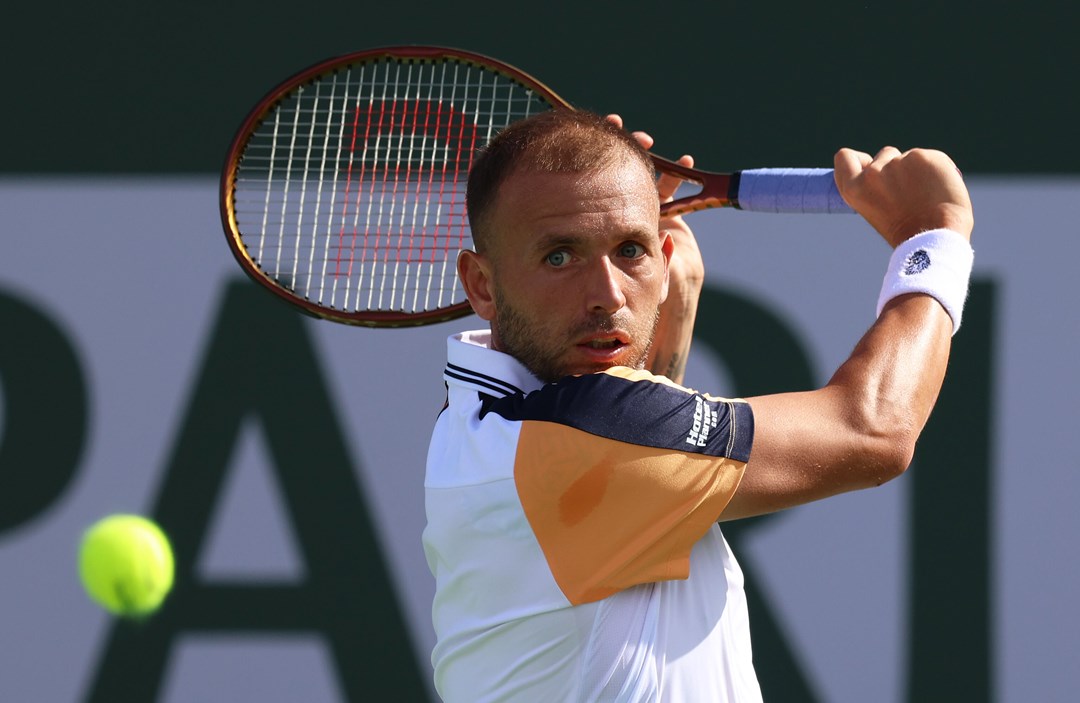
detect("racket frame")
[220,46,570,327]
[219,45,814,327]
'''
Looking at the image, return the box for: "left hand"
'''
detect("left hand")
[606,114,705,382]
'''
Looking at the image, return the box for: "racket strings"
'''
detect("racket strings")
[232,57,552,316]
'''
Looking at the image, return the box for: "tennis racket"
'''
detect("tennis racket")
[220,45,852,327]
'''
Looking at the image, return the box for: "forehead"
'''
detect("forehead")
[487,157,659,249]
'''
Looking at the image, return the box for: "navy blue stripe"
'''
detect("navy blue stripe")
[444,368,520,397]
[445,362,523,396]
[483,372,753,462]
[729,401,754,464]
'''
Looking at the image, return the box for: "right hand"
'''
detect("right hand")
[833,147,974,248]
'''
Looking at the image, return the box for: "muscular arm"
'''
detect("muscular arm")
[606,114,704,385]
[648,202,702,385]
[721,146,974,520]
[723,294,952,519]
[646,153,702,385]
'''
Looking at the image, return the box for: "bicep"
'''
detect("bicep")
[719,388,898,521]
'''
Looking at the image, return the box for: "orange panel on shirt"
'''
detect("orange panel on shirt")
[514,423,745,606]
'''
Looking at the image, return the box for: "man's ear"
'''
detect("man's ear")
[458,249,497,321]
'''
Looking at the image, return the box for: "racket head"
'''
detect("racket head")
[220,46,569,327]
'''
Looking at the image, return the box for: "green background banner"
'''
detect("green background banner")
[5,0,1076,174]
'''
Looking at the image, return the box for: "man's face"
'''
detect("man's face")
[472,157,672,382]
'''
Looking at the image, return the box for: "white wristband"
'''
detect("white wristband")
[876,229,974,335]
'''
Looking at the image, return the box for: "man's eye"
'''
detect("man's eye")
[546,250,570,267]
[619,243,646,258]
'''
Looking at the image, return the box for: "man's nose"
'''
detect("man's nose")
[584,257,626,314]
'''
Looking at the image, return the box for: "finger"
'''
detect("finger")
[630,130,654,150]
[833,148,872,184]
[872,145,902,164]
[607,114,655,150]
[657,154,693,201]
[920,148,963,177]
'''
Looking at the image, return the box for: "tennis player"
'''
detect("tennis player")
[423,109,974,701]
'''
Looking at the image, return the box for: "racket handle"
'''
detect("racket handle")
[735,168,853,214]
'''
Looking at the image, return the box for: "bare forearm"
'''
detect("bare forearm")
[722,293,953,520]
[717,146,972,522]
[829,293,953,461]
[648,291,699,385]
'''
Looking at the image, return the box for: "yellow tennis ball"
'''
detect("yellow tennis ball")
[78,514,174,618]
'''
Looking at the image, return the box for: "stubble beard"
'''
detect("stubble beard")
[492,287,660,384]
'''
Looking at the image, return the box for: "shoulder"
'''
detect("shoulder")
[484,368,752,461]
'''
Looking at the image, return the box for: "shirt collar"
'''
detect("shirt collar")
[444,329,544,397]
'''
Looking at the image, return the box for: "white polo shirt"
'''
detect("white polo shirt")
[423,330,762,702]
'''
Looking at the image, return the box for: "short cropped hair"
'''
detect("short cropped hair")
[466,110,657,253]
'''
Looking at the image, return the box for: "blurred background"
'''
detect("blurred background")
[1,1,1077,701]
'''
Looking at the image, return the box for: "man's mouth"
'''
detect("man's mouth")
[585,338,623,350]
